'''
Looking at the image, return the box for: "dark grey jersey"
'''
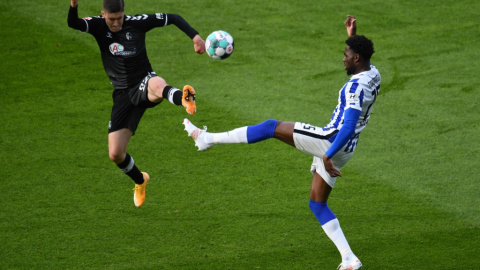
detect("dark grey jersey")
[85,13,166,89]
[68,7,198,90]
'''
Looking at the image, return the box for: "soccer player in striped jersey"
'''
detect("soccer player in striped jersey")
[183,15,379,270]
[68,0,205,207]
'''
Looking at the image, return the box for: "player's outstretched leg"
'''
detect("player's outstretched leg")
[182,85,196,115]
[182,119,278,151]
[133,172,149,207]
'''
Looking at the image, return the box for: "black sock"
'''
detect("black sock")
[117,153,144,184]
[162,85,183,105]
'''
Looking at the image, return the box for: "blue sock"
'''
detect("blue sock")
[309,200,336,225]
[246,119,277,143]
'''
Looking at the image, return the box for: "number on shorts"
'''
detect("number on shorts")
[303,124,316,131]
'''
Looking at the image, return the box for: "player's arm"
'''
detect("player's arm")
[344,15,357,37]
[166,14,205,54]
[67,0,87,32]
[323,108,361,177]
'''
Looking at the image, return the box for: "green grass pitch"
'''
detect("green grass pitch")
[0,0,479,269]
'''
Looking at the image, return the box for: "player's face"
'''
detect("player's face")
[343,46,357,75]
[102,10,125,32]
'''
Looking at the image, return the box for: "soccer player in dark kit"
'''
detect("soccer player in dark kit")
[68,0,205,207]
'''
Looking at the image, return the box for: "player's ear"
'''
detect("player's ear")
[101,10,105,17]
[353,53,361,63]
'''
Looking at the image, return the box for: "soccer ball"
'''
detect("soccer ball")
[205,30,234,60]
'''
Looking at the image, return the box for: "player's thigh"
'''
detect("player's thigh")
[292,122,333,157]
[310,171,332,202]
[128,73,166,105]
[147,76,168,99]
[110,90,149,132]
[274,121,296,147]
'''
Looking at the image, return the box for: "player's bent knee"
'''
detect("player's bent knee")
[263,119,278,129]
[148,77,168,97]
[109,151,125,164]
[309,200,337,226]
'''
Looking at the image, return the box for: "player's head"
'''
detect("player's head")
[101,0,125,32]
[344,35,374,75]
[103,0,124,13]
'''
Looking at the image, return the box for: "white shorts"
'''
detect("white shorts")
[292,122,354,187]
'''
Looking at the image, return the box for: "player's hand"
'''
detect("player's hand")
[71,0,78,8]
[344,15,356,37]
[323,155,342,177]
[193,35,205,54]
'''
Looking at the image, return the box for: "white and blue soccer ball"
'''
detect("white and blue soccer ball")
[205,30,234,60]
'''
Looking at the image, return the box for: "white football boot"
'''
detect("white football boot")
[183,119,212,151]
[337,259,362,270]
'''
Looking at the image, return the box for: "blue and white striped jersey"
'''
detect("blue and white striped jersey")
[324,65,381,136]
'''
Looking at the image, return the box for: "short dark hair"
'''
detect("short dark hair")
[103,0,124,13]
[345,35,375,61]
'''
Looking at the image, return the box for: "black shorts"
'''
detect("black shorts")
[108,72,162,134]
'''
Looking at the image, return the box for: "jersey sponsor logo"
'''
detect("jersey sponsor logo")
[109,43,124,54]
[346,93,358,103]
[109,43,136,56]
